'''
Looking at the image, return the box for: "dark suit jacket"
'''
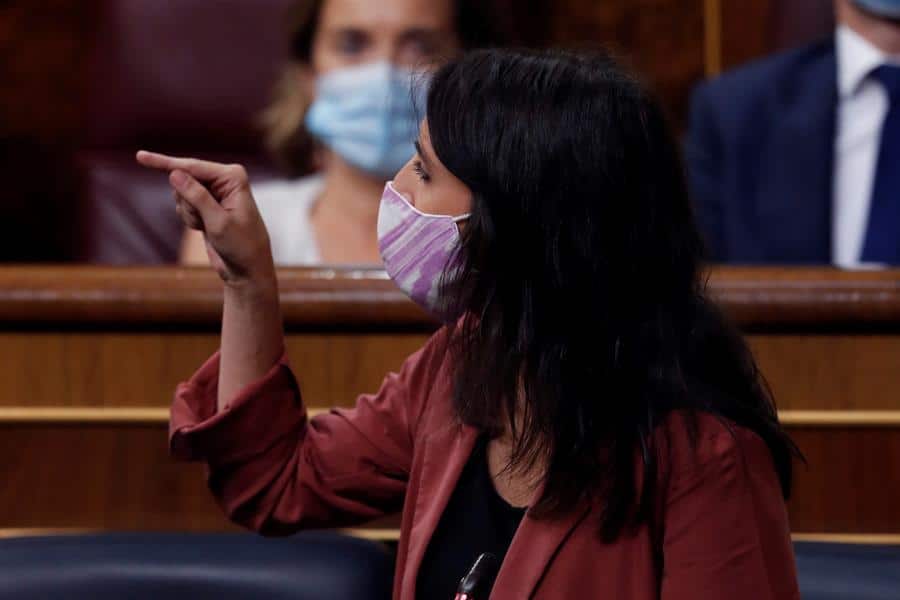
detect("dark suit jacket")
[170,329,800,599]
[686,38,838,264]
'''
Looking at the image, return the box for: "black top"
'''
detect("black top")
[416,436,527,599]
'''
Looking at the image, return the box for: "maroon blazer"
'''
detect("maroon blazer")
[170,329,800,599]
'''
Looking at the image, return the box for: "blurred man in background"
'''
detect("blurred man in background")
[686,0,900,266]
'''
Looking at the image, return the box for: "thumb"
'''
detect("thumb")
[169,170,225,229]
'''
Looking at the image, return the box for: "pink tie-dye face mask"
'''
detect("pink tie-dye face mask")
[377,181,470,320]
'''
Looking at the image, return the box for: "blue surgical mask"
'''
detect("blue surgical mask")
[854,0,900,18]
[305,61,429,179]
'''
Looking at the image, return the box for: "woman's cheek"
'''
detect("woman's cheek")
[391,162,417,193]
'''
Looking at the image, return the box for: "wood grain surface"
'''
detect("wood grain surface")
[0,266,898,535]
[720,0,835,71]
[0,331,897,411]
[0,423,894,534]
[0,266,897,412]
[0,266,898,329]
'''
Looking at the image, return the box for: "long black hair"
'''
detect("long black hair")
[426,48,800,542]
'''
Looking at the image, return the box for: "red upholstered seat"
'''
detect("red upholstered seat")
[78,0,294,263]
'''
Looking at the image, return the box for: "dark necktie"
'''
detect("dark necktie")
[861,64,900,264]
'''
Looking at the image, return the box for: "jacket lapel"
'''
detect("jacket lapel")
[490,498,592,599]
[399,421,479,599]
[399,421,593,599]
[755,40,837,263]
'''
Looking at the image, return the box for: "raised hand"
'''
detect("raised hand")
[136,151,274,286]
[137,150,284,407]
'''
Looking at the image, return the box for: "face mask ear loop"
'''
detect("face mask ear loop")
[387,182,472,222]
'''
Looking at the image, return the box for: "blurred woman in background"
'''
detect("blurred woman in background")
[181,0,508,266]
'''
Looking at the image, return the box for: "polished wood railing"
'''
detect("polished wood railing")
[0,266,897,537]
[0,265,898,328]
[0,267,427,328]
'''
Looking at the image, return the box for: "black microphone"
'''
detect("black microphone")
[454,553,500,600]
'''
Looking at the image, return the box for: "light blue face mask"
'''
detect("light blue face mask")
[305,61,430,179]
[854,0,900,18]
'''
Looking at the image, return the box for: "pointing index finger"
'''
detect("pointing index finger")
[135,150,228,182]
[135,150,178,170]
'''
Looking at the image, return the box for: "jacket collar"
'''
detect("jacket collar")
[836,24,898,98]
[490,499,593,599]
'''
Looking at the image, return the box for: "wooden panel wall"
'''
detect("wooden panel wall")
[0,331,898,411]
[0,1,97,140]
[0,425,220,532]
[716,0,835,74]
[716,0,779,73]
[1,423,896,534]
[0,0,97,262]
[0,266,897,414]
[750,335,900,410]
[789,427,900,533]
[0,266,898,539]
[0,332,428,410]
[542,0,705,128]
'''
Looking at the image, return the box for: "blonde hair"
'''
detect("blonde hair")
[259,0,322,177]
[260,62,317,177]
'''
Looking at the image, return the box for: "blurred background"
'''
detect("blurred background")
[1,1,899,599]
[1,0,834,265]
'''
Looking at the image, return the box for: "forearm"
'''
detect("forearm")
[218,272,285,411]
[134,151,289,414]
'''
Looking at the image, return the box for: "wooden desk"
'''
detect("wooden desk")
[0,266,897,540]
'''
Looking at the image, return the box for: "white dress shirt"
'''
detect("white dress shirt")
[833,25,900,267]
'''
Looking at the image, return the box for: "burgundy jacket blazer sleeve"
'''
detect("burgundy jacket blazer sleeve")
[169,333,445,535]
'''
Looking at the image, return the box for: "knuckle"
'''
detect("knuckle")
[205,218,226,238]
[179,174,197,190]
[181,181,205,203]
[228,164,248,181]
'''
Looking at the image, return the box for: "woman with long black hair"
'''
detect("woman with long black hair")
[138,48,801,599]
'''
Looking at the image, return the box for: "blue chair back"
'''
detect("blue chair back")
[795,542,900,600]
[0,532,393,599]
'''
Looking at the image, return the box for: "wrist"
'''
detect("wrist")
[223,268,279,304]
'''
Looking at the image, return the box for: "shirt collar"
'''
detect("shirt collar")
[837,25,888,98]
[836,24,900,98]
